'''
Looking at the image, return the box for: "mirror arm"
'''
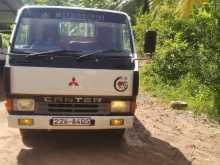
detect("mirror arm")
[132,58,148,61]
[131,53,154,62]
[0,51,8,56]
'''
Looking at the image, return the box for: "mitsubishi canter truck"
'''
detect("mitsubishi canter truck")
[1,6,156,143]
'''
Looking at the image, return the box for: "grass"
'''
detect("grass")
[140,64,219,122]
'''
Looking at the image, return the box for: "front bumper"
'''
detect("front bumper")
[8,115,134,130]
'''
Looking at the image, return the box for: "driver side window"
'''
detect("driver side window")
[14,19,30,49]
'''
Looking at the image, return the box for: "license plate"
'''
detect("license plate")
[51,117,93,126]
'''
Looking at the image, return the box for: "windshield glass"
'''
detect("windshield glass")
[12,8,133,56]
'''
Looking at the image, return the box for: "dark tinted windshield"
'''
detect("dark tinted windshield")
[12,8,133,55]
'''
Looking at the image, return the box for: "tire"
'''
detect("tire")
[20,129,41,147]
[111,129,125,138]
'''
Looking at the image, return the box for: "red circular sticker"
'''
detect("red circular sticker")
[114,76,128,92]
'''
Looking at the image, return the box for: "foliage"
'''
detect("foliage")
[0,33,10,49]
[137,0,220,121]
[147,0,209,19]
[176,0,209,18]
[118,0,149,22]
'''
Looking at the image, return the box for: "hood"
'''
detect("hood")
[10,66,134,96]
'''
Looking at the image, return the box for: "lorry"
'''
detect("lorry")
[0,6,156,144]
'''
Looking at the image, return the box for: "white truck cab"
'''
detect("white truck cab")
[2,6,156,142]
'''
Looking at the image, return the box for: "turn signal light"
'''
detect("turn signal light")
[110,119,124,126]
[4,99,12,111]
[18,119,34,126]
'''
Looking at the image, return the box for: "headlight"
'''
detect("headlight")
[110,101,130,113]
[14,99,35,111]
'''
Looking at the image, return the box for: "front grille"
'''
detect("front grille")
[36,102,110,115]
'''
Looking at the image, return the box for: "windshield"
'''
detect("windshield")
[12,8,133,56]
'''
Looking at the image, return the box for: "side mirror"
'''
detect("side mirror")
[0,34,2,49]
[144,31,157,55]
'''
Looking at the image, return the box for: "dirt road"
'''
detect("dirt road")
[0,95,219,165]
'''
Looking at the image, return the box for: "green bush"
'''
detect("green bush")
[137,1,220,121]
[1,33,10,49]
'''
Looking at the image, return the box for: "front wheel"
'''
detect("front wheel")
[111,129,125,138]
[20,129,41,147]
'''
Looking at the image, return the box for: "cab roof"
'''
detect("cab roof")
[19,5,130,19]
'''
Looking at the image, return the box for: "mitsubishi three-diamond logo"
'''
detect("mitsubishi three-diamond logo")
[68,77,79,87]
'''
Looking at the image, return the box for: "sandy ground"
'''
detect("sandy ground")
[0,95,219,165]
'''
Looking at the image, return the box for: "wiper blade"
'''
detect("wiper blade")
[11,51,31,55]
[76,49,124,61]
[0,51,31,56]
[25,49,83,59]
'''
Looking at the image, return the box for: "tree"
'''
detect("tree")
[149,0,208,18]
[176,0,208,18]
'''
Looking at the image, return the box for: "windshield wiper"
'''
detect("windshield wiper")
[76,49,124,61]
[0,51,31,56]
[25,49,83,59]
[11,51,31,55]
